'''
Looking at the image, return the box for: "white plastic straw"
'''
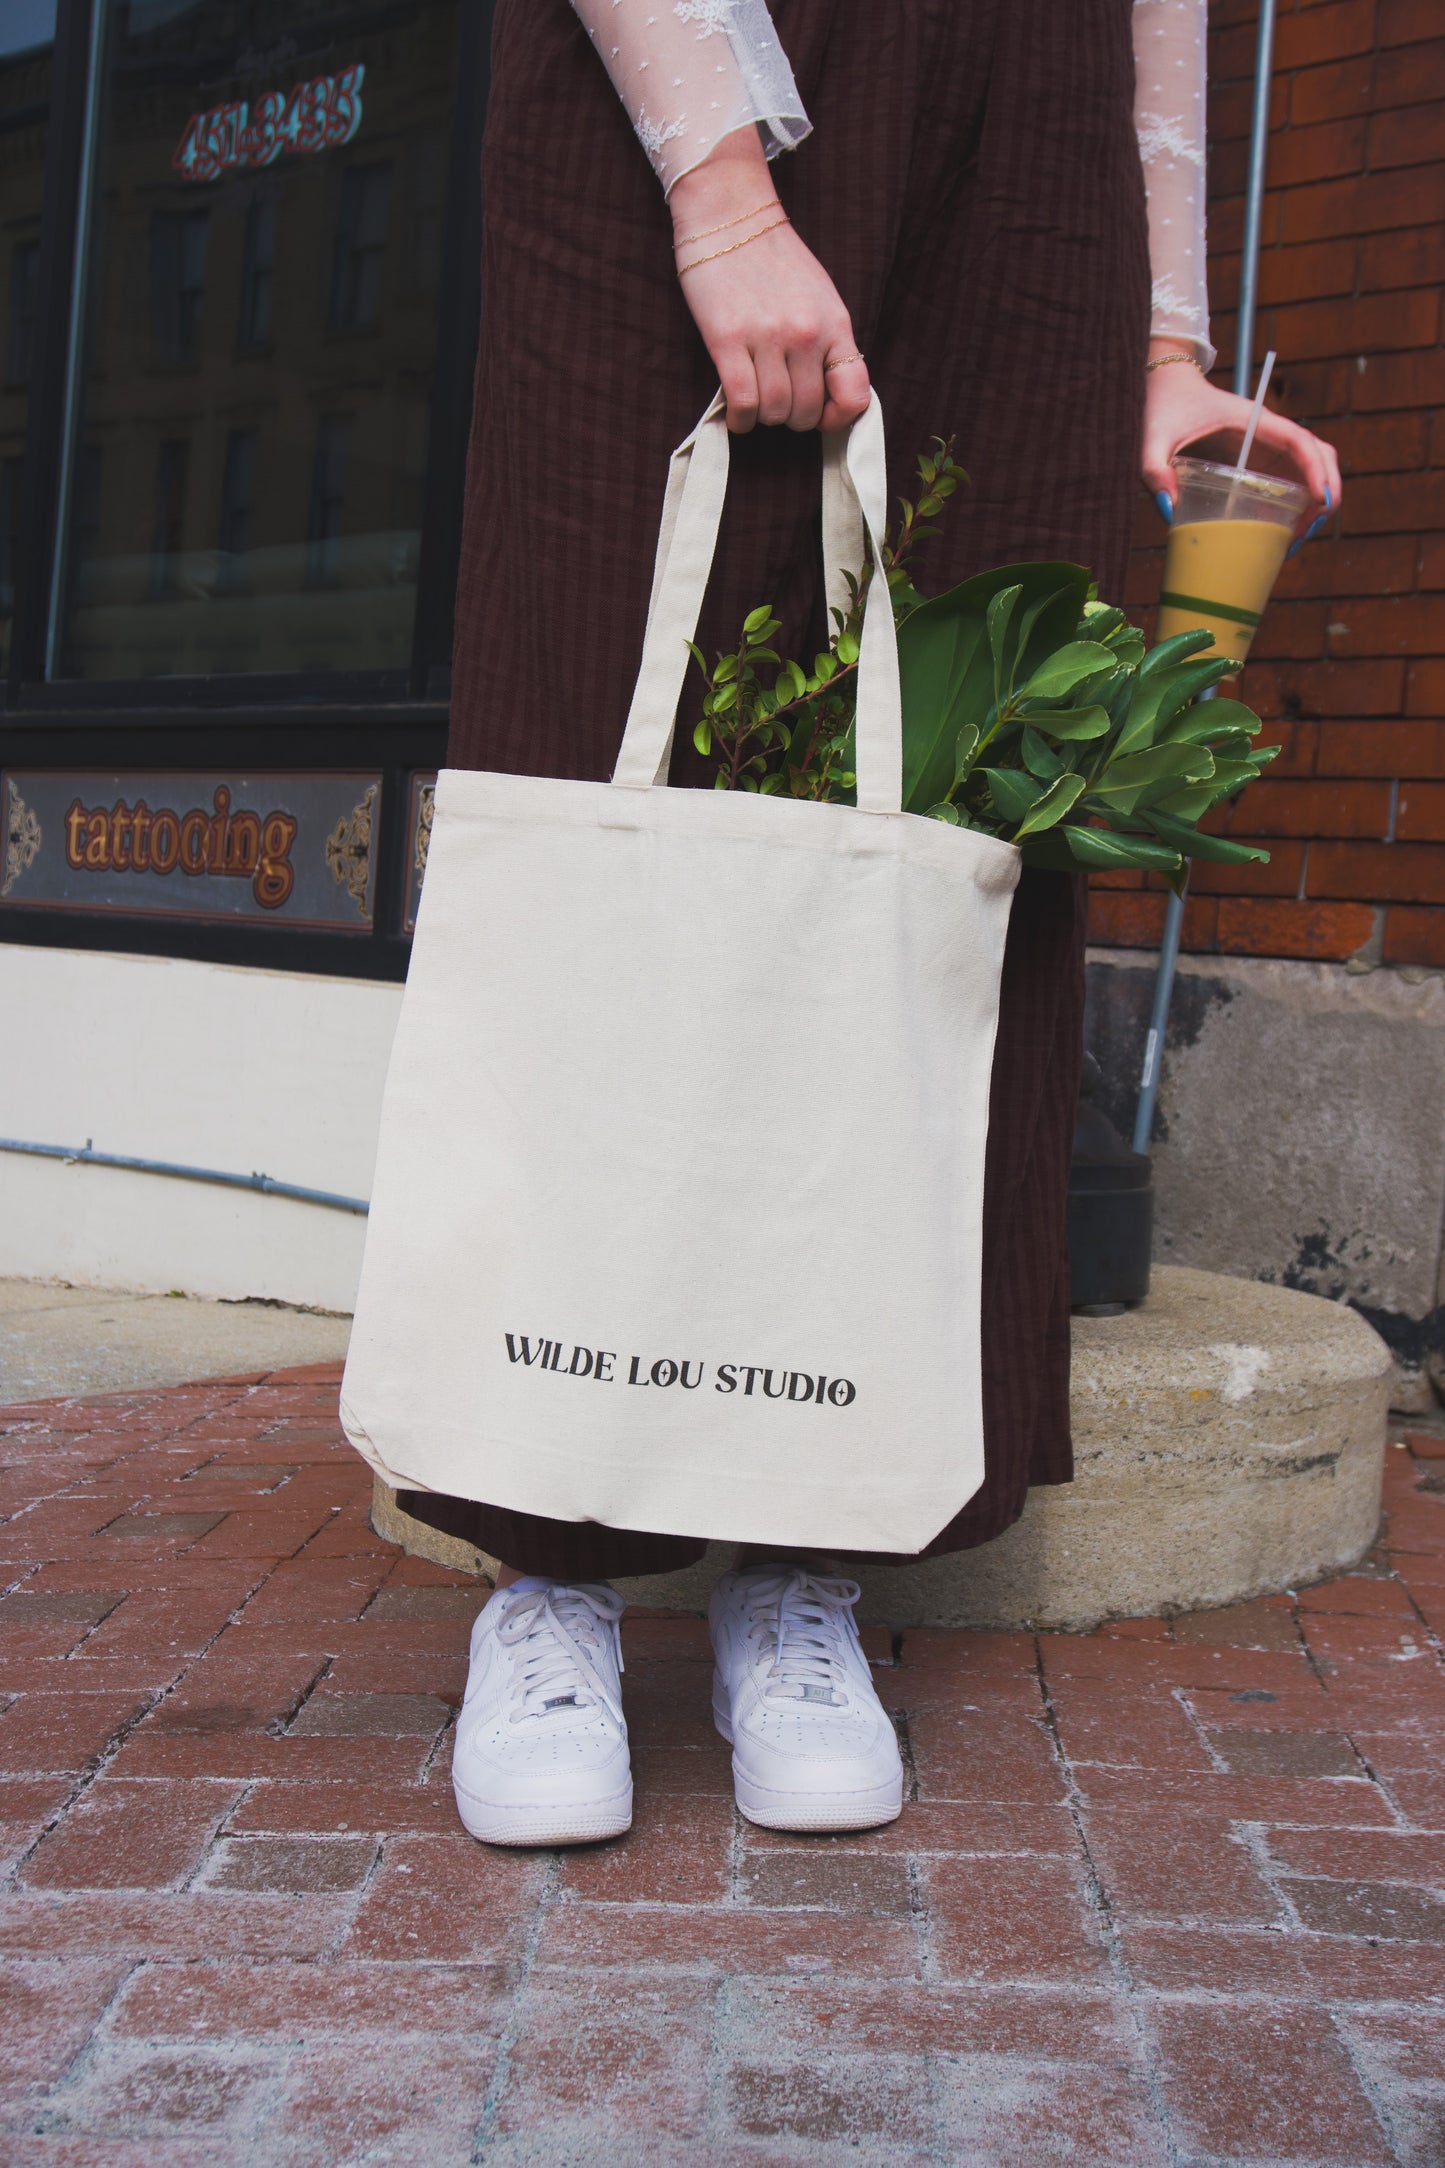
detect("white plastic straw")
[1235,347,1276,473]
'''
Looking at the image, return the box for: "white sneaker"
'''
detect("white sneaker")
[452,1577,632,1846]
[709,1566,903,1832]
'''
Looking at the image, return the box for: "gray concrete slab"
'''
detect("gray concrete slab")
[0,1277,352,1403]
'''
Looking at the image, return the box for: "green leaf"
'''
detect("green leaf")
[1012,771,1087,838]
[953,722,981,783]
[1113,657,1231,760]
[1013,585,1070,675]
[1097,743,1215,794]
[692,719,712,757]
[742,604,775,636]
[896,562,1091,816]
[1144,811,1271,864]
[1159,695,1262,744]
[1187,729,1257,764]
[1202,759,1261,799]
[982,768,1046,822]
[1150,782,1218,821]
[1029,703,1113,741]
[1020,726,1064,780]
[1016,640,1117,703]
[1062,825,1184,873]
[1139,627,1218,678]
[713,653,738,686]
[926,801,962,824]
[987,584,1023,688]
[836,630,859,667]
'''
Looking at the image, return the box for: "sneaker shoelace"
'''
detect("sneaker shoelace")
[496,1583,626,1728]
[741,1568,864,1709]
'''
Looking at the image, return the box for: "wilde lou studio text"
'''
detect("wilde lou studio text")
[503,1339,857,1407]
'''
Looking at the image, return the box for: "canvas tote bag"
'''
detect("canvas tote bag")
[341,392,1020,1554]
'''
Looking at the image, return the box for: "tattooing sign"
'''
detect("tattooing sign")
[1,770,381,931]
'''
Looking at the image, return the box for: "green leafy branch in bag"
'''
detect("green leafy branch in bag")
[689,441,965,798]
[685,441,1278,883]
[915,583,1278,890]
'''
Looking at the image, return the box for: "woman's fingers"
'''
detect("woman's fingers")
[1139,409,1179,505]
[1140,365,1343,546]
[820,352,870,433]
[752,344,794,430]
[716,348,759,435]
[784,341,827,433]
[678,216,867,435]
[1252,409,1338,526]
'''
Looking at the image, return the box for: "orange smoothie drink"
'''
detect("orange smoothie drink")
[1157,456,1310,673]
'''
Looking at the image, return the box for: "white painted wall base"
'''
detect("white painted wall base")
[0,945,401,1311]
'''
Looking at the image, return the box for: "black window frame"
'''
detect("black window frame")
[0,0,492,983]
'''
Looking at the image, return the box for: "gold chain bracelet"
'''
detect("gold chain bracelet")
[673,198,781,250]
[677,216,791,276]
[1146,353,1204,374]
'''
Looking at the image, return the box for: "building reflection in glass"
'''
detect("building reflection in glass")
[56,0,460,681]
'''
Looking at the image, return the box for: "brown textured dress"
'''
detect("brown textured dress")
[402,0,1151,1578]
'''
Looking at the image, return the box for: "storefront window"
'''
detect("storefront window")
[0,3,57,677]
[55,0,460,682]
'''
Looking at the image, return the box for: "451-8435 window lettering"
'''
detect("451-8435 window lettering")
[171,65,364,183]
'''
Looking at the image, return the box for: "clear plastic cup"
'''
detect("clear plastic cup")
[1156,455,1310,672]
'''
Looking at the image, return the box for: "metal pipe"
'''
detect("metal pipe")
[44,0,108,680]
[1235,0,1280,401]
[1132,0,1278,1152]
[1131,883,1188,1155]
[0,1137,369,1215]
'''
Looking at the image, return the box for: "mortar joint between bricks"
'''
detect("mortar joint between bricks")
[1172,1684,1232,1773]
[892,1706,920,1806]
[724,1785,745,1906]
[467,1849,562,2161]
[416,1682,460,1784]
[1034,1663,1185,2162]
[320,1831,386,1952]
[1330,2002,1419,2167]
[1231,1819,1297,1932]
[31,1955,148,2109]
[904,1848,939,1994]
[1334,1741,1414,1833]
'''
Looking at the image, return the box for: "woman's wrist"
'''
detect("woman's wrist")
[668,130,777,240]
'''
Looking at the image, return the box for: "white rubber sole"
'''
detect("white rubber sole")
[452,1777,632,1848]
[711,1673,904,1832]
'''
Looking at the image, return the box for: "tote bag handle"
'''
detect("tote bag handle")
[611,390,903,816]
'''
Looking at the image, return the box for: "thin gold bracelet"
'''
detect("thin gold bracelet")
[677,216,791,276]
[673,198,781,250]
[1146,352,1204,374]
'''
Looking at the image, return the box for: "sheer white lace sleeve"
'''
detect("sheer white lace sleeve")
[570,0,811,195]
[572,0,1214,371]
[1134,0,1216,371]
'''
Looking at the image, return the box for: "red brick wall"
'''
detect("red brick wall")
[1094,0,1444,967]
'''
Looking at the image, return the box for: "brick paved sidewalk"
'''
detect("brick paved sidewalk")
[1,1366,1442,2167]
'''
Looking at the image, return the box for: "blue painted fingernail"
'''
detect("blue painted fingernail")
[1325,484,1334,510]
[1286,512,1329,560]
[1155,491,1173,526]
